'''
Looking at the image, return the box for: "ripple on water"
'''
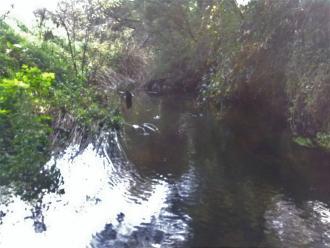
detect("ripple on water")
[265,196,330,247]
[0,135,193,248]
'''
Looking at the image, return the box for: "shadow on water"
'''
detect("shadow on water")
[0,94,329,247]
[121,94,330,247]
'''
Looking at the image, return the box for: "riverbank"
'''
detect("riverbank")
[0,18,130,200]
[136,0,330,152]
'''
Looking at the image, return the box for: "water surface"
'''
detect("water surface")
[0,94,329,247]
[121,94,330,247]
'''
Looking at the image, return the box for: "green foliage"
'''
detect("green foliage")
[0,65,61,200]
[196,0,330,150]
[0,21,73,83]
[164,1,237,84]
[34,0,140,82]
[293,132,330,151]
[293,136,314,148]
[113,0,242,92]
[285,0,330,140]
[52,79,121,131]
[316,132,330,150]
[0,13,123,200]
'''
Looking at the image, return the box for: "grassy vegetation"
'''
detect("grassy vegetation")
[0,14,126,200]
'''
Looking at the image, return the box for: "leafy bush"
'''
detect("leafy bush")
[0,18,122,200]
[0,65,61,200]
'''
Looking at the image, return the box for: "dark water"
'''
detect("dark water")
[120,94,330,247]
[0,94,329,247]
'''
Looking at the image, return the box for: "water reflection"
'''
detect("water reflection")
[265,196,330,247]
[121,94,330,247]
[0,94,330,247]
[0,133,192,247]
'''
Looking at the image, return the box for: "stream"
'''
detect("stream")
[0,94,330,247]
